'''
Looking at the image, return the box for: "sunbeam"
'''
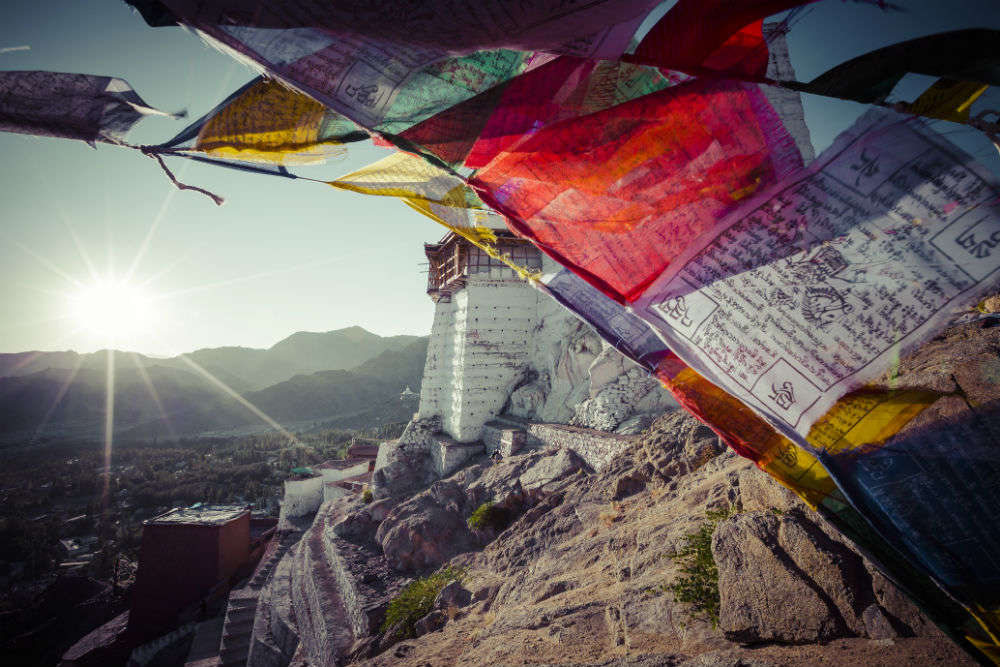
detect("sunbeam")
[124,187,177,284]
[31,354,85,443]
[151,247,387,301]
[176,352,298,444]
[64,220,102,284]
[123,60,240,286]
[0,313,76,337]
[9,237,85,288]
[130,352,179,442]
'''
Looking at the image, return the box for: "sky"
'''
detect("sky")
[0,0,998,356]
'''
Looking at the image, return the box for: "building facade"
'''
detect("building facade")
[418,232,544,442]
[128,506,251,633]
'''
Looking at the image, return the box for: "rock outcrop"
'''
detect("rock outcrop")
[516,310,676,431]
[371,416,440,499]
[249,309,1000,667]
[376,448,589,572]
[342,410,972,667]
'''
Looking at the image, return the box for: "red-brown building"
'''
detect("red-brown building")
[128,506,252,634]
[62,506,275,667]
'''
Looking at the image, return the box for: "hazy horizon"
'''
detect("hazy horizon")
[0,323,428,357]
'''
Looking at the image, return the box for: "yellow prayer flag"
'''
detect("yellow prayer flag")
[195,79,349,164]
[904,78,988,124]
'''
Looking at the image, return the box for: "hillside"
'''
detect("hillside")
[236,309,1000,667]
[250,412,972,667]
[0,334,428,443]
[0,326,423,391]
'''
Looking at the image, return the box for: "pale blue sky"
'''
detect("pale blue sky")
[0,0,998,356]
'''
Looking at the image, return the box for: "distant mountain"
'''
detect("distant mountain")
[351,338,428,389]
[0,363,245,442]
[0,326,424,391]
[235,338,429,428]
[0,334,428,444]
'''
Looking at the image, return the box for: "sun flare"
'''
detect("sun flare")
[69,278,158,342]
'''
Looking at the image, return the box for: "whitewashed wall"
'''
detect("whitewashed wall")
[418,267,540,442]
[317,461,370,483]
[280,476,324,519]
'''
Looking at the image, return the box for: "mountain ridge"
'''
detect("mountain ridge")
[0,326,423,391]
[0,330,428,444]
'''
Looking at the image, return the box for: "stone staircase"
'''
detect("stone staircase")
[218,596,256,667]
[217,536,295,667]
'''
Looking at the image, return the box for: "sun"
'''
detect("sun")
[69,278,158,343]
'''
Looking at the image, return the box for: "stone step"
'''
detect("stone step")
[224,613,254,627]
[218,654,248,667]
[219,642,250,660]
[225,615,254,629]
[223,612,257,628]
[223,616,254,632]
[226,604,257,616]
[227,598,256,610]
[220,634,252,651]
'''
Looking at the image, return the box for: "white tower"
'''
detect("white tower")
[418,232,542,442]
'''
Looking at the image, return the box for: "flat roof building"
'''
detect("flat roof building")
[128,505,252,635]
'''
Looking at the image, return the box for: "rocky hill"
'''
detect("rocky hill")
[235,304,1000,667]
[248,409,972,667]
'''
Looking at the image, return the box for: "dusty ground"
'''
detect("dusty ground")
[352,443,977,667]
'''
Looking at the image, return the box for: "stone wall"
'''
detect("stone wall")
[430,436,485,477]
[481,423,504,455]
[375,436,404,471]
[571,366,670,431]
[318,462,370,483]
[280,476,324,520]
[287,504,353,664]
[319,527,390,638]
[525,423,638,471]
[247,550,299,667]
[482,422,524,457]
[324,483,350,503]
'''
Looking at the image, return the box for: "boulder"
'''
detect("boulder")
[518,448,588,492]
[712,509,942,644]
[641,411,727,482]
[371,416,440,499]
[434,580,472,609]
[333,498,398,543]
[376,479,478,572]
[737,466,802,513]
[377,449,587,571]
[471,582,501,608]
[507,380,548,419]
[713,511,845,643]
[413,610,446,637]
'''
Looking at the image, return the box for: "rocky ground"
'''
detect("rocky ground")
[256,311,1000,667]
[332,410,975,667]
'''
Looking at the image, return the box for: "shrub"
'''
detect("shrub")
[667,505,737,627]
[362,487,373,504]
[467,502,511,531]
[380,566,464,639]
